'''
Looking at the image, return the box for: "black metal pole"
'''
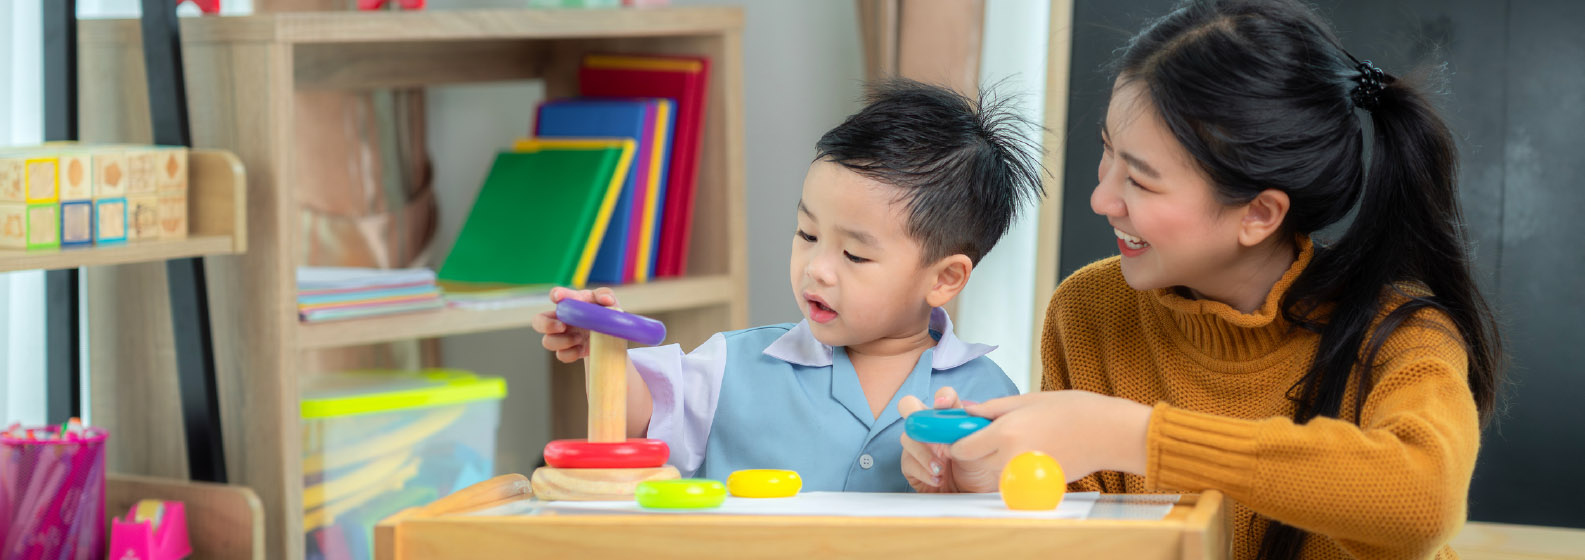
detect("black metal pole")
[43,0,81,427]
[140,0,227,483]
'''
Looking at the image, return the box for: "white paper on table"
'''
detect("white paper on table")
[471,491,1101,520]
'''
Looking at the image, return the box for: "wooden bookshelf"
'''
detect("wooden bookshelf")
[299,274,738,350]
[77,7,746,560]
[0,149,246,272]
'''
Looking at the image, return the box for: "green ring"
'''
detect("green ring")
[635,479,726,509]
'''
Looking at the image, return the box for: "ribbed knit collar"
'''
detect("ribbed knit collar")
[1148,236,1314,363]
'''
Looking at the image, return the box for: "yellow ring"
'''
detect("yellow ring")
[727,469,802,498]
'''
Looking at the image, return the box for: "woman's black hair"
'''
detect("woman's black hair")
[1111,1,1502,557]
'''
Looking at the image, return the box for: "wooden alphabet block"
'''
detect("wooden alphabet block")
[24,157,58,204]
[158,193,187,239]
[61,200,94,247]
[96,152,129,198]
[0,203,25,248]
[0,158,23,202]
[156,148,188,193]
[96,198,128,244]
[126,150,159,195]
[57,153,94,201]
[127,195,161,241]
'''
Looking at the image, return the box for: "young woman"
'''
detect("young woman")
[898,1,1502,558]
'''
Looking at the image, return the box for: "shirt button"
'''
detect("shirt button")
[859,454,874,469]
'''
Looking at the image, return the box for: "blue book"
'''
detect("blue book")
[535,99,651,284]
[646,99,677,279]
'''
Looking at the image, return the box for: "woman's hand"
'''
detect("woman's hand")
[951,390,1154,483]
[531,287,621,363]
[898,387,1002,493]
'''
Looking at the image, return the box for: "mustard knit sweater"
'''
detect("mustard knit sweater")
[1044,238,1479,560]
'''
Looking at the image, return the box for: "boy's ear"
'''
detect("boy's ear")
[925,254,974,308]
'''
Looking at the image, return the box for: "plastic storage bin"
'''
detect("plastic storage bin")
[300,369,506,560]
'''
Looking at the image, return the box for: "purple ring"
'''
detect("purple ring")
[556,298,667,345]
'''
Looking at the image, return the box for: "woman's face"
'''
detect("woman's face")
[1091,79,1259,294]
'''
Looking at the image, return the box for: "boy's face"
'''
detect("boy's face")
[790,161,937,347]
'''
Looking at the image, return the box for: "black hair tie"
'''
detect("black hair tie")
[1351,60,1387,111]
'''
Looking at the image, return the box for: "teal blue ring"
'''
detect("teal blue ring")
[904,409,990,444]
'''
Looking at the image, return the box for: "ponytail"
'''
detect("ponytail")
[1113,2,1504,559]
[1260,65,1504,560]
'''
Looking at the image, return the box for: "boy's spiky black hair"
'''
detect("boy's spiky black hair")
[815,78,1046,265]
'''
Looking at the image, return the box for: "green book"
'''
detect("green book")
[439,139,635,289]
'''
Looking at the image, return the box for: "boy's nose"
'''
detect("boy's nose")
[804,254,837,286]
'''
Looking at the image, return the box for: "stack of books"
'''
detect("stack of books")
[438,53,711,296]
[297,267,443,323]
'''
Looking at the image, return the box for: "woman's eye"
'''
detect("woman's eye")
[844,251,870,264]
[796,230,816,242]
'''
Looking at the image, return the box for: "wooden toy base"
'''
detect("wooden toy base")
[530,466,680,501]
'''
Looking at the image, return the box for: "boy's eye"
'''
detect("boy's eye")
[796,230,816,242]
[844,251,870,264]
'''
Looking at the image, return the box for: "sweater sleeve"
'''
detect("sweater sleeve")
[1146,339,1480,558]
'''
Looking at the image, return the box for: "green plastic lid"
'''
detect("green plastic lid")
[301,369,506,420]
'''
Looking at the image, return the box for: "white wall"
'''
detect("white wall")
[954,0,1050,393]
[1,0,46,427]
[668,0,866,326]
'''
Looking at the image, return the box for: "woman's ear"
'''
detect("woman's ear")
[925,254,974,308]
[1239,189,1290,247]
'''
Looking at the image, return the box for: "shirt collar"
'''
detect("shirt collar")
[763,307,995,370]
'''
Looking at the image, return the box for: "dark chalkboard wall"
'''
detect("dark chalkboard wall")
[1057,0,1585,528]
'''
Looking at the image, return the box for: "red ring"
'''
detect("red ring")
[543,438,670,469]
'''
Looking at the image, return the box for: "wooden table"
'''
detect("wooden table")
[376,474,1230,560]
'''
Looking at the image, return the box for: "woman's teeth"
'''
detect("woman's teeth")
[1114,228,1150,249]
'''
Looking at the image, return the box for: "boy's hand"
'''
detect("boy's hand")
[531,287,622,363]
[898,387,1000,493]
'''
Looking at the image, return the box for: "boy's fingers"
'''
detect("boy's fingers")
[900,434,940,481]
[592,287,619,307]
[898,395,927,417]
[554,347,584,363]
[900,447,940,487]
[932,386,961,409]
[542,333,583,353]
[531,312,565,334]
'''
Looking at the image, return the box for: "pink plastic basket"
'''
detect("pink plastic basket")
[0,426,108,560]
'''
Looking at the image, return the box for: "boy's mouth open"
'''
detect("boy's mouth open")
[805,294,839,324]
[1115,227,1151,258]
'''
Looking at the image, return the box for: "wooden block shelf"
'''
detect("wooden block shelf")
[0,149,246,272]
[79,7,747,560]
[300,274,737,350]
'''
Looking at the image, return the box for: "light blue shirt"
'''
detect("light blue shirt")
[629,308,1018,492]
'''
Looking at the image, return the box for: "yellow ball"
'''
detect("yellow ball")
[999,451,1066,511]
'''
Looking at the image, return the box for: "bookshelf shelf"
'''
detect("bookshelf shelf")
[299,274,737,350]
[0,149,246,273]
[78,8,746,560]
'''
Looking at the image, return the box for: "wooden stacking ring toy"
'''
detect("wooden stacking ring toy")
[904,408,990,444]
[530,299,680,501]
[543,438,669,469]
[554,298,667,346]
[635,479,727,509]
[726,469,802,498]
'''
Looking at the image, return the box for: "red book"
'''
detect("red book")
[579,54,709,278]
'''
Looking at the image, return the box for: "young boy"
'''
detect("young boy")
[532,78,1044,492]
